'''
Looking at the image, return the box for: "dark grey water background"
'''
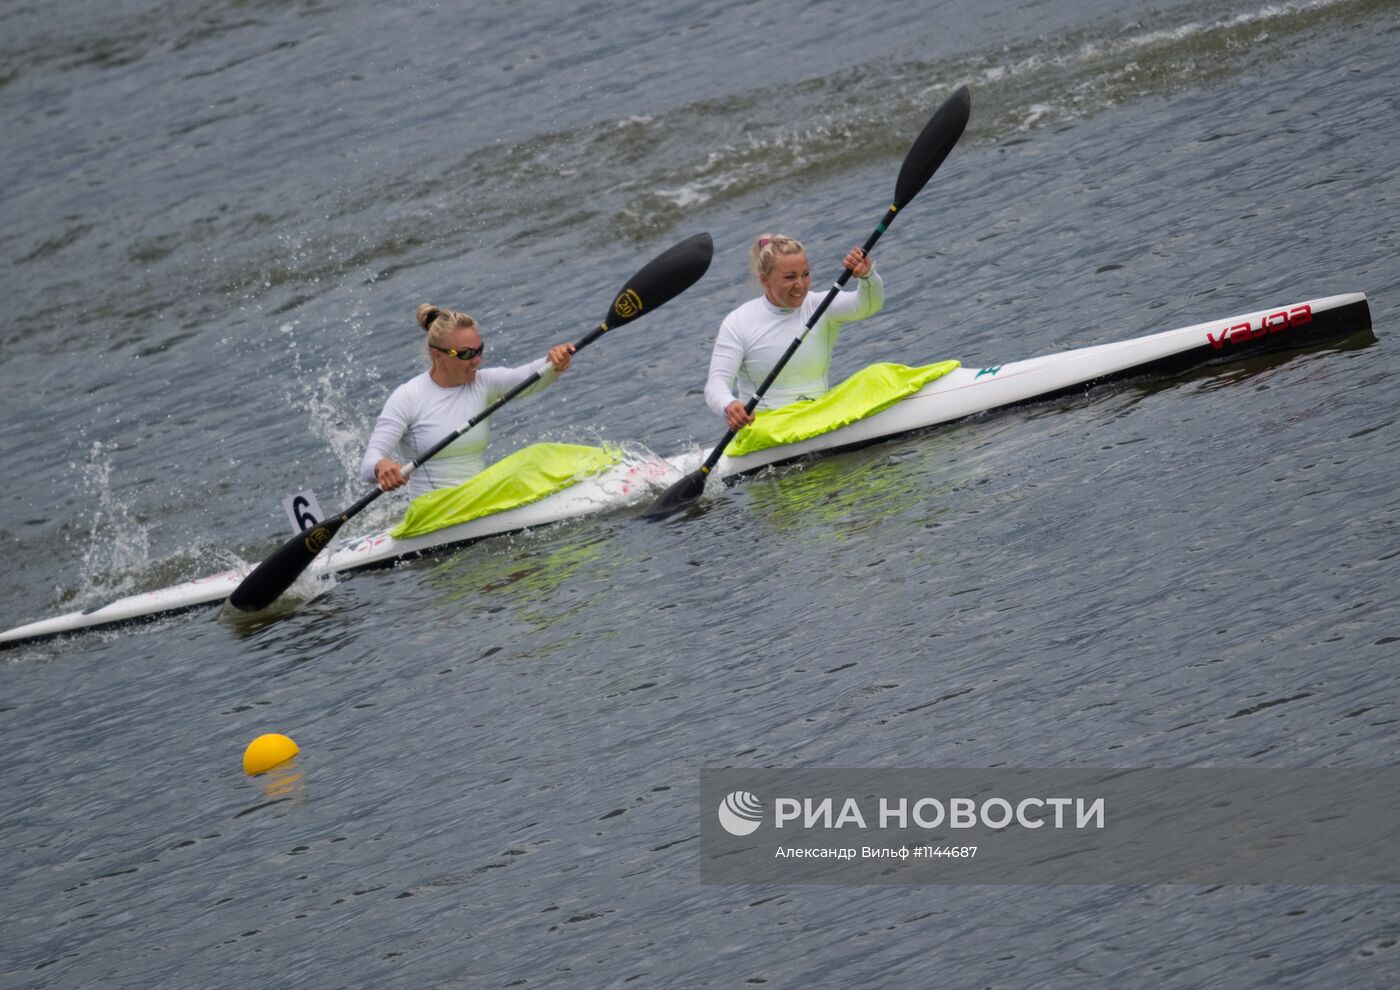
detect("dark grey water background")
[3,0,1398,986]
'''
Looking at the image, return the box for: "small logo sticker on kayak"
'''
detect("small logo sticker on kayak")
[613,288,644,320]
[975,366,1002,379]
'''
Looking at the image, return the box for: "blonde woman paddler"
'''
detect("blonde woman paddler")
[359,305,574,497]
[703,234,882,432]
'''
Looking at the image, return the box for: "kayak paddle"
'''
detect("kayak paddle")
[228,232,715,612]
[640,85,971,520]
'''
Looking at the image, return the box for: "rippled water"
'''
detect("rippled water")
[3,0,1399,986]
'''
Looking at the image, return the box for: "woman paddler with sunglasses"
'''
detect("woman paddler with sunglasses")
[359,305,574,496]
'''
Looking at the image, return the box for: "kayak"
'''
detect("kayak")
[0,291,1371,648]
[700,291,1372,478]
[0,456,683,648]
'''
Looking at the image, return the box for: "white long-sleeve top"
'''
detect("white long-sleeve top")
[358,358,558,498]
[703,268,884,417]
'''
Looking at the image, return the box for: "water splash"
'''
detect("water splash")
[73,441,153,605]
[276,317,382,508]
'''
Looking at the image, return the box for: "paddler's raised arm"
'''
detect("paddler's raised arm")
[828,246,883,323]
[478,342,574,403]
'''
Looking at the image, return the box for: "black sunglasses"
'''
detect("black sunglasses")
[430,343,484,361]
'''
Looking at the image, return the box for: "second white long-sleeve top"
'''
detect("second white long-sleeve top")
[358,358,558,498]
[703,268,884,417]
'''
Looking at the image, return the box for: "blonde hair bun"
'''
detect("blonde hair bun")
[416,305,479,349]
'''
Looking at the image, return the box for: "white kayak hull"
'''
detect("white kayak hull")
[0,457,684,647]
[0,292,1371,647]
[710,292,1371,478]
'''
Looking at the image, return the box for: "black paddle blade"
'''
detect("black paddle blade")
[227,516,346,612]
[893,85,971,209]
[603,232,713,330]
[639,468,709,520]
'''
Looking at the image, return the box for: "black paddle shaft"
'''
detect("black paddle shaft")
[337,325,612,518]
[697,211,895,478]
[226,335,598,612]
[228,232,714,612]
[640,85,970,520]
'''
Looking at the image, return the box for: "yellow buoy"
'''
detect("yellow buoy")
[243,733,300,775]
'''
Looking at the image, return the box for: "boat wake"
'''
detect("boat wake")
[214,570,336,637]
